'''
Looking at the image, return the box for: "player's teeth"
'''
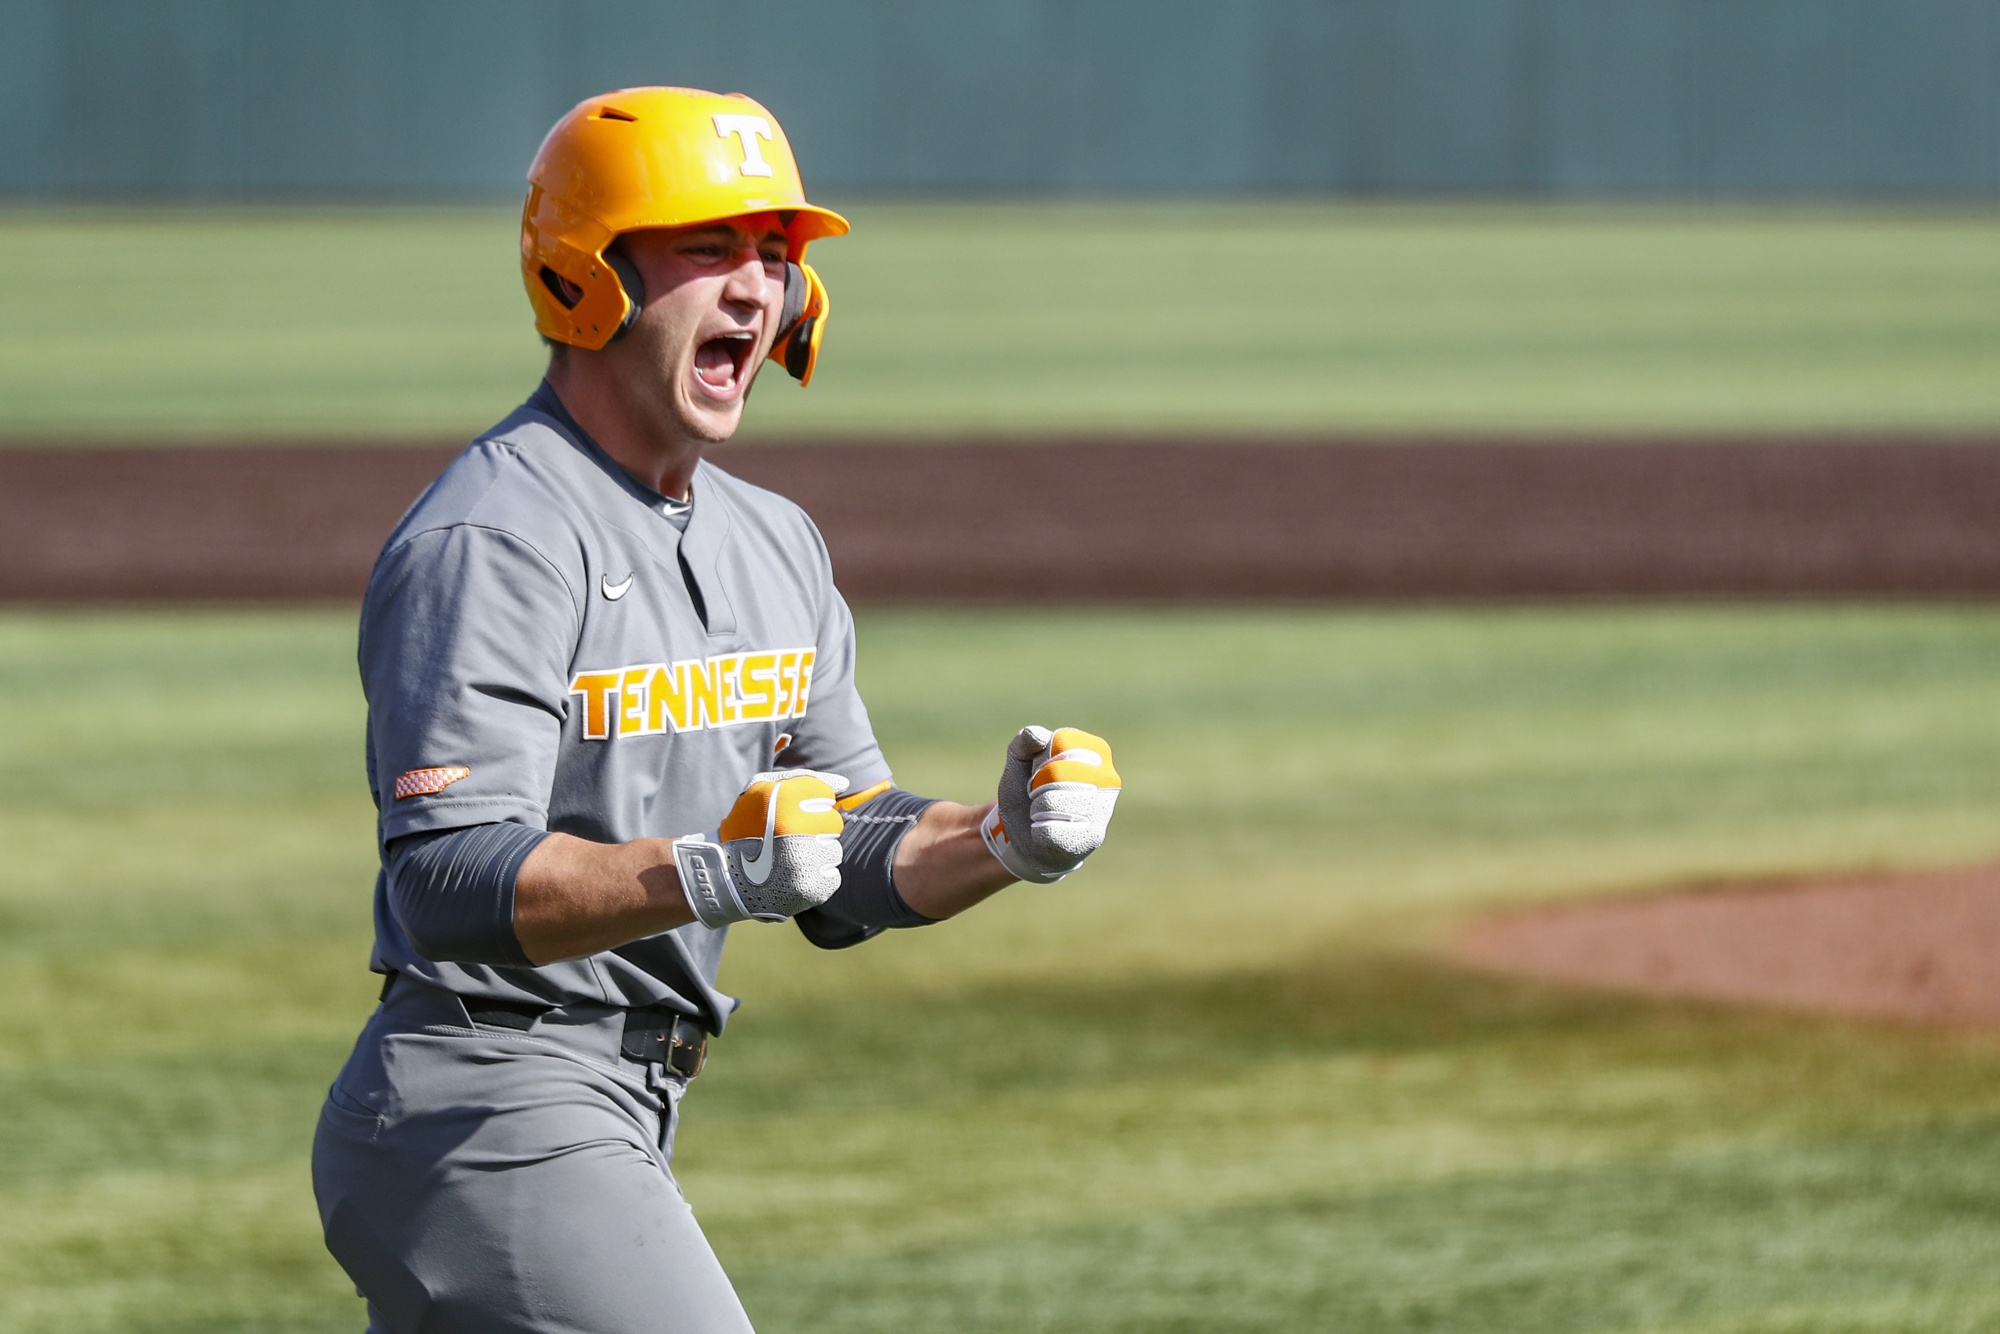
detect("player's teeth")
[694,338,737,387]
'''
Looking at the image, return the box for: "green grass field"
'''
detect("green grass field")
[4,204,1999,441]
[6,605,2000,1333]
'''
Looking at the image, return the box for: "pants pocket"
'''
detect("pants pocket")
[322,1082,385,1142]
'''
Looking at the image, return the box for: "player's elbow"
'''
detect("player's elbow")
[792,905,883,951]
[394,907,531,967]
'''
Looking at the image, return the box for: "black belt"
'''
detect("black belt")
[616,1009,709,1080]
[455,992,709,1080]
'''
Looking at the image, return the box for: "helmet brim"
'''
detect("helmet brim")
[610,200,849,258]
[782,203,850,244]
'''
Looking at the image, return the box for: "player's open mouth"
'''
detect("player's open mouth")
[693,331,756,399]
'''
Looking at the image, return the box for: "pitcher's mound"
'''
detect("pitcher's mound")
[1454,862,2000,1025]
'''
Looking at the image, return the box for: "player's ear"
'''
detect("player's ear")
[603,245,646,341]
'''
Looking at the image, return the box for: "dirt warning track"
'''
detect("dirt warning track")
[4,437,2000,603]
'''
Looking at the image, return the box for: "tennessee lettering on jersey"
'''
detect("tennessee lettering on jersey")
[567,648,815,740]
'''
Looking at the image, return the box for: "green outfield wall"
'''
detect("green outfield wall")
[2,0,1997,198]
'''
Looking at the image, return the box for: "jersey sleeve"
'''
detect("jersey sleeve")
[778,519,893,792]
[360,523,582,845]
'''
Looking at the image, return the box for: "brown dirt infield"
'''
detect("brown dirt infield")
[5,437,2000,602]
[1454,862,2000,1026]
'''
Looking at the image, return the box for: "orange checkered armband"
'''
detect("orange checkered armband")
[394,767,471,800]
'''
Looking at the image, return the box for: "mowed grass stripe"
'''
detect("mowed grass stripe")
[4,606,2000,1332]
[4,205,1999,440]
[735,1122,2000,1334]
[686,961,2000,1265]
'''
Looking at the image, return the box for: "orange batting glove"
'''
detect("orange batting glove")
[981,726,1122,884]
[674,770,848,927]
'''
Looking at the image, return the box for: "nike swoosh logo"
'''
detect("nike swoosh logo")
[601,573,634,601]
[738,785,783,886]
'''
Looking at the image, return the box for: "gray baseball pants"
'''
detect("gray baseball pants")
[311,978,754,1333]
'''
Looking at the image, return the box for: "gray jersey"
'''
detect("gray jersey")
[358,385,891,1031]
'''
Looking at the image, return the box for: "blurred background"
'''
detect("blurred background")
[6,3,2000,1331]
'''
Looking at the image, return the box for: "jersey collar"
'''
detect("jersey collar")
[523,381,739,636]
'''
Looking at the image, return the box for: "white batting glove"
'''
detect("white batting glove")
[981,726,1122,884]
[674,770,848,927]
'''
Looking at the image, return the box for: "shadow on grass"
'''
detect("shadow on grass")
[12,949,2000,1334]
[705,947,1937,1113]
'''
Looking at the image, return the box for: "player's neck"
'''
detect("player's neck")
[544,360,708,501]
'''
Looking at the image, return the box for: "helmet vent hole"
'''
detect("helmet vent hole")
[594,106,637,122]
[538,266,584,310]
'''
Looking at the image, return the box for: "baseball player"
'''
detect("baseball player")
[310,86,1122,1333]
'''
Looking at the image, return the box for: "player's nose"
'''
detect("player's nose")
[718,248,774,309]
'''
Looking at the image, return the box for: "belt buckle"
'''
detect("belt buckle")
[624,1015,707,1079]
[666,1022,707,1079]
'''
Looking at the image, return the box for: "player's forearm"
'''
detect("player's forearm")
[890,800,1017,920]
[512,833,695,964]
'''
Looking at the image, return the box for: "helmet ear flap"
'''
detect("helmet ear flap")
[777,262,808,342]
[603,246,646,340]
[771,261,829,386]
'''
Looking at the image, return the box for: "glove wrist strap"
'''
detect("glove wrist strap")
[979,808,1070,885]
[674,838,746,928]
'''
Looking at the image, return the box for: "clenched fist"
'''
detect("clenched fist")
[981,726,1122,885]
[674,770,848,927]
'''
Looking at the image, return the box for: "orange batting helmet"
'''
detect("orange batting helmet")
[521,86,848,385]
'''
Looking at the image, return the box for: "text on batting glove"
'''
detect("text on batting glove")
[982,725,1122,884]
[674,769,849,928]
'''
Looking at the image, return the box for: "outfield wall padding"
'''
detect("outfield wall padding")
[3,441,1999,604]
[4,0,1999,198]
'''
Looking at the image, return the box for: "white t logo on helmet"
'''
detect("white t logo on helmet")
[712,114,776,178]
